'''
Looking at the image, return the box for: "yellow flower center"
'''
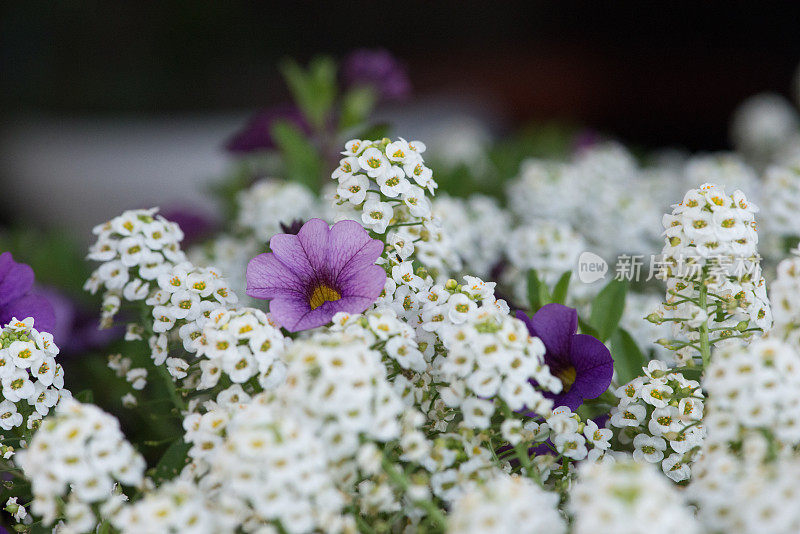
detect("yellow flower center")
[309,285,341,310]
[557,366,577,392]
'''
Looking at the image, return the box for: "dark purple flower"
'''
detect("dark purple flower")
[572,128,602,154]
[0,252,55,333]
[342,49,411,102]
[279,219,305,235]
[517,303,613,411]
[34,286,123,354]
[246,218,386,332]
[225,104,310,154]
[161,205,218,246]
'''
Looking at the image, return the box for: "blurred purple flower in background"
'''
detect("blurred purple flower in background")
[0,252,55,333]
[342,49,411,102]
[246,218,386,332]
[35,286,123,354]
[161,205,218,246]
[517,303,613,411]
[225,104,310,154]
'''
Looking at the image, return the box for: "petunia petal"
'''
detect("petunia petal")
[328,220,383,279]
[0,252,35,307]
[546,390,584,412]
[338,264,386,301]
[568,333,614,400]
[246,253,306,300]
[0,294,56,334]
[517,303,577,366]
[269,233,316,283]
[295,218,331,275]
[268,295,316,332]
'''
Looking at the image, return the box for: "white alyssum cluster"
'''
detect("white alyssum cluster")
[433,194,511,279]
[112,476,219,534]
[730,93,799,165]
[330,307,427,373]
[770,249,800,338]
[447,473,566,534]
[704,338,800,447]
[16,399,146,529]
[537,406,614,465]
[684,153,760,202]
[761,163,800,246]
[85,208,186,326]
[504,219,587,305]
[185,395,352,534]
[688,437,800,534]
[609,361,705,482]
[425,115,492,173]
[236,179,319,242]
[0,317,65,432]
[427,278,561,428]
[270,333,406,463]
[507,159,574,223]
[192,307,286,391]
[569,456,700,534]
[654,183,771,363]
[189,234,261,306]
[566,144,662,256]
[332,137,461,280]
[146,261,238,376]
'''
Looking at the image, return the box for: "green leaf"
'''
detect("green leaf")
[270,120,322,190]
[340,86,376,131]
[578,317,600,338]
[354,121,391,141]
[589,279,628,342]
[280,56,336,130]
[151,438,191,483]
[74,389,94,404]
[551,271,572,304]
[609,328,647,384]
[526,269,551,312]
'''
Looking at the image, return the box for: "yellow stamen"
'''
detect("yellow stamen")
[557,366,577,392]
[309,285,341,310]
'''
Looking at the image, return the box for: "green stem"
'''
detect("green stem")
[157,363,186,414]
[381,456,446,530]
[698,279,711,369]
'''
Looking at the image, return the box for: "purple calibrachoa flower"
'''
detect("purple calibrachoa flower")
[517,303,613,411]
[246,218,386,332]
[225,103,310,154]
[0,252,55,333]
[342,49,411,102]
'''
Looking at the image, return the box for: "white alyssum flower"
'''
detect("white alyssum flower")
[85,208,186,326]
[569,456,701,534]
[193,306,286,390]
[236,179,319,242]
[654,183,771,364]
[689,432,800,534]
[148,261,238,372]
[433,194,511,279]
[16,399,145,529]
[184,396,353,534]
[730,92,799,164]
[609,361,705,481]
[189,234,261,306]
[0,317,65,429]
[448,473,566,534]
[112,476,220,534]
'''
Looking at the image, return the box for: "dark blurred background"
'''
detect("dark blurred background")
[4,2,800,146]
[2,1,800,230]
